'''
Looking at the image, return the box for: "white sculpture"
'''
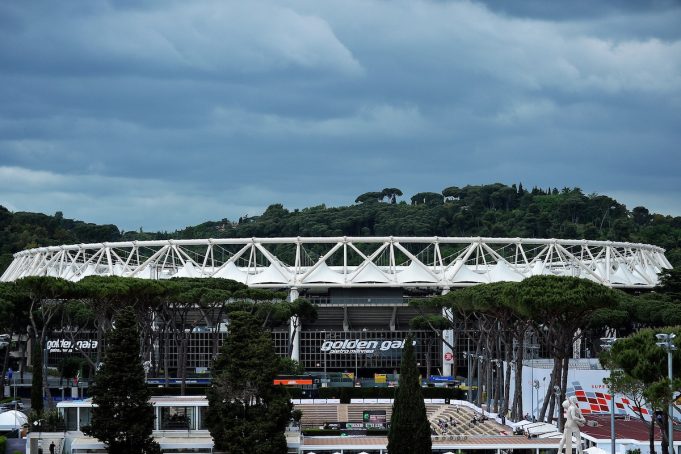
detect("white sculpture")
[557,397,586,454]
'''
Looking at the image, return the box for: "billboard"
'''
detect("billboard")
[363,410,387,425]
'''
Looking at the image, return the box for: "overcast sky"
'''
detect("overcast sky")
[1,0,680,232]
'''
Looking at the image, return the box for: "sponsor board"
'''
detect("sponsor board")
[47,339,98,353]
[429,375,455,382]
[363,410,387,424]
[320,339,414,354]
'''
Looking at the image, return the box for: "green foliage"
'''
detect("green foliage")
[410,314,452,331]
[28,408,65,432]
[16,276,76,302]
[279,358,305,375]
[206,312,292,454]
[604,326,681,445]
[85,306,160,454]
[59,357,84,380]
[658,268,681,300]
[0,435,5,453]
[607,327,681,388]
[410,192,443,206]
[388,335,432,454]
[355,192,384,203]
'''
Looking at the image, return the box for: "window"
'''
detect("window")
[79,407,92,431]
[160,406,195,431]
[63,407,78,431]
[198,406,209,430]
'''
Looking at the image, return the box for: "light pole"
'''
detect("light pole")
[656,333,677,454]
[601,336,617,454]
[527,344,540,420]
[478,354,484,414]
[321,330,327,377]
[463,351,472,402]
[553,385,561,425]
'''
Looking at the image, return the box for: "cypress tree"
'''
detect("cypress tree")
[387,335,432,454]
[206,311,292,454]
[84,306,159,453]
[30,341,43,415]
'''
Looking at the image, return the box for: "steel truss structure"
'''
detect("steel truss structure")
[1,237,671,289]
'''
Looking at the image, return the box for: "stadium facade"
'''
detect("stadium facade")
[1,237,671,378]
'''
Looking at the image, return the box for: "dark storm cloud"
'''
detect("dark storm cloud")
[0,0,680,231]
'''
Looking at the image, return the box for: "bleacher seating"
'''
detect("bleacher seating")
[429,404,509,437]
[295,402,447,429]
[296,404,340,429]
[295,401,512,437]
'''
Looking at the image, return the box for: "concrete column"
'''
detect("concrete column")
[289,288,301,362]
[441,287,454,377]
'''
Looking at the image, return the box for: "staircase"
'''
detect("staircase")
[338,404,349,422]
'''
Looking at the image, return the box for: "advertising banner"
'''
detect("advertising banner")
[429,375,455,382]
[363,410,387,424]
[320,338,414,354]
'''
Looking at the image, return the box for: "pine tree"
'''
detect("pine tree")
[30,342,43,415]
[84,306,160,453]
[206,311,292,454]
[387,335,432,454]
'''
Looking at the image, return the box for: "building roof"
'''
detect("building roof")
[580,415,669,442]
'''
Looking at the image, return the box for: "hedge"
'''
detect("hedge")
[0,435,6,453]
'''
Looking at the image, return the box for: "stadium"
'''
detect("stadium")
[1,236,670,379]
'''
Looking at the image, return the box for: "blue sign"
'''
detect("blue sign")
[6,368,12,380]
[429,375,455,382]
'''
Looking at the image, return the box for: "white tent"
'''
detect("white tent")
[248,264,291,284]
[302,262,345,284]
[530,260,554,276]
[350,262,390,284]
[73,264,97,281]
[211,261,247,282]
[584,447,608,454]
[396,261,439,283]
[447,265,490,283]
[0,410,28,430]
[488,261,524,282]
[610,264,648,286]
[174,261,200,278]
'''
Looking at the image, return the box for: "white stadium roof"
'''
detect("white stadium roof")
[1,236,671,289]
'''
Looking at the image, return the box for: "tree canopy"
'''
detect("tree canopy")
[603,326,681,454]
